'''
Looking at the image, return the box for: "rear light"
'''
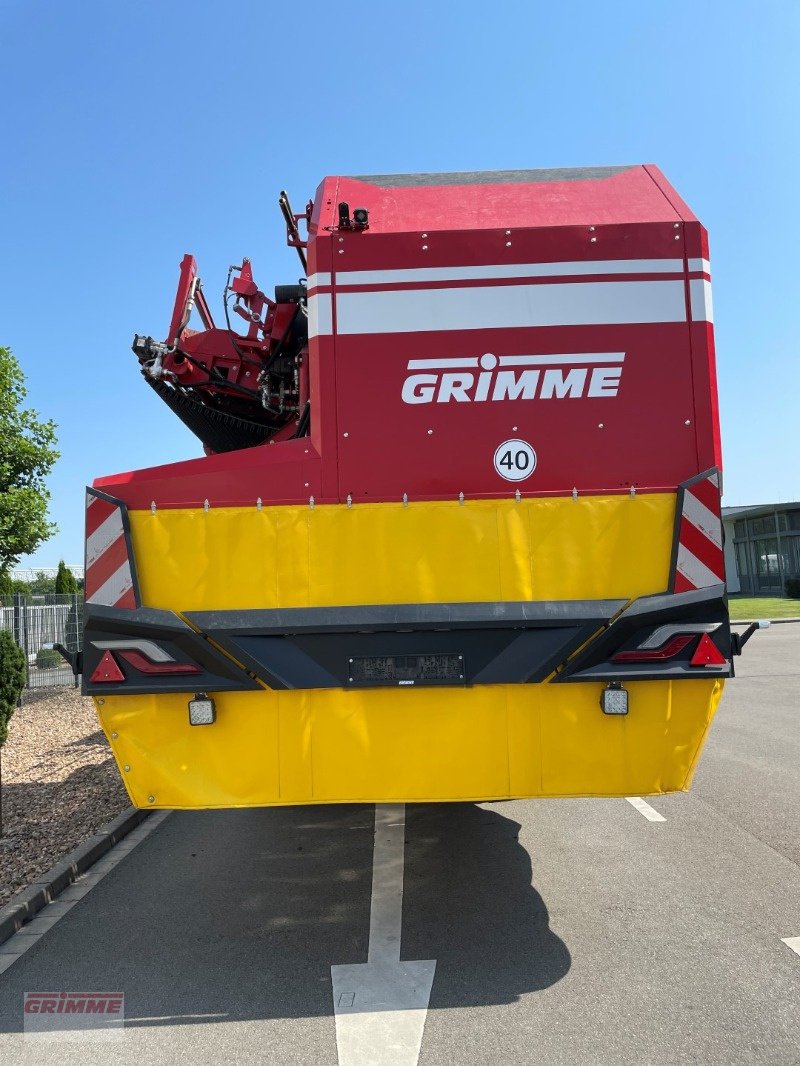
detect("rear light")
[601,682,628,715]
[612,635,693,663]
[189,693,216,726]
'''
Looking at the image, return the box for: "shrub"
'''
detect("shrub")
[785,577,800,599]
[0,630,26,747]
[35,647,62,670]
[55,560,79,595]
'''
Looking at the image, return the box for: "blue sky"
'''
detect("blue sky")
[1,0,798,568]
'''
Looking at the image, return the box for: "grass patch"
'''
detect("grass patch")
[728,597,800,620]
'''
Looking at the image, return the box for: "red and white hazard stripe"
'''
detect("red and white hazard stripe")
[673,471,725,593]
[85,492,137,609]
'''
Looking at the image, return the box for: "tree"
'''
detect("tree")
[0,347,59,573]
[0,628,26,835]
[55,560,78,595]
[29,570,56,595]
[0,570,12,605]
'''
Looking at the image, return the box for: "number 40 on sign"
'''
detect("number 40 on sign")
[493,439,536,482]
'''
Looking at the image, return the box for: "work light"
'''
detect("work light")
[188,693,216,726]
[601,682,628,715]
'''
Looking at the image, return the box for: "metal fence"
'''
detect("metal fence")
[0,594,82,691]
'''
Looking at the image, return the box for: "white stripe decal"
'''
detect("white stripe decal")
[308,293,333,339]
[682,490,723,548]
[89,562,133,607]
[407,357,480,369]
[307,272,332,288]
[86,509,124,569]
[335,258,685,287]
[335,280,688,336]
[689,279,714,323]
[676,544,722,589]
[687,258,711,274]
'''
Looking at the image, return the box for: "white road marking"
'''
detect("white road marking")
[626,797,666,822]
[331,804,436,1066]
[0,811,171,974]
[781,936,800,957]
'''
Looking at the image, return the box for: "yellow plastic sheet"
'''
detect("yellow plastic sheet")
[93,494,724,807]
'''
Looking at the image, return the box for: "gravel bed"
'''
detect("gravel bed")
[0,687,129,908]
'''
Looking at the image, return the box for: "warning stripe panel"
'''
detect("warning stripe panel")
[686,476,721,517]
[85,490,139,610]
[678,517,725,581]
[86,494,118,539]
[671,469,725,593]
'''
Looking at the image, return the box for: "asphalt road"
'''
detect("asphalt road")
[0,625,798,1064]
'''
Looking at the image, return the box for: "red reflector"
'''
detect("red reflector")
[612,635,693,663]
[90,649,125,683]
[118,650,200,675]
[690,633,727,667]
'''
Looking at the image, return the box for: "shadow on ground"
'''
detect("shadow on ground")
[0,802,569,1030]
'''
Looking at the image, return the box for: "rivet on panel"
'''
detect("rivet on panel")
[124,764,131,772]
[98,699,105,706]
[427,428,433,435]
[685,419,691,425]
[421,233,428,238]
[505,241,512,247]
[111,731,118,739]
[422,245,428,251]
[148,796,155,804]
[598,422,604,429]
[674,234,681,241]
[590,237,597,243]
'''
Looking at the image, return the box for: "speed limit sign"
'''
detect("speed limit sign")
[493,439,537,482]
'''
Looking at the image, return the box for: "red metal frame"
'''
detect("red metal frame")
[99,166,723,513]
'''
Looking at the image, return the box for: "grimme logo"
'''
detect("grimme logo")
[401,352,625,404]
[24,991,124,1040]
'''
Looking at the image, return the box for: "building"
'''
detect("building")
[722,503,800,596]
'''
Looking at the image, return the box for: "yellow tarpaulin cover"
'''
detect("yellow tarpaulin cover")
[94,494,723,808]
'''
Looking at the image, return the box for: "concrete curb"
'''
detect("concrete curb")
[0,806,149,947]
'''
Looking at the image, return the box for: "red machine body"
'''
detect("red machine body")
[106,165,719,511]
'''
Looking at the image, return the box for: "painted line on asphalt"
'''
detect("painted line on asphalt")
[626,797,666,822]
[781,936,800,957]
[331,804,436,1066]
[0,811,172,974]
